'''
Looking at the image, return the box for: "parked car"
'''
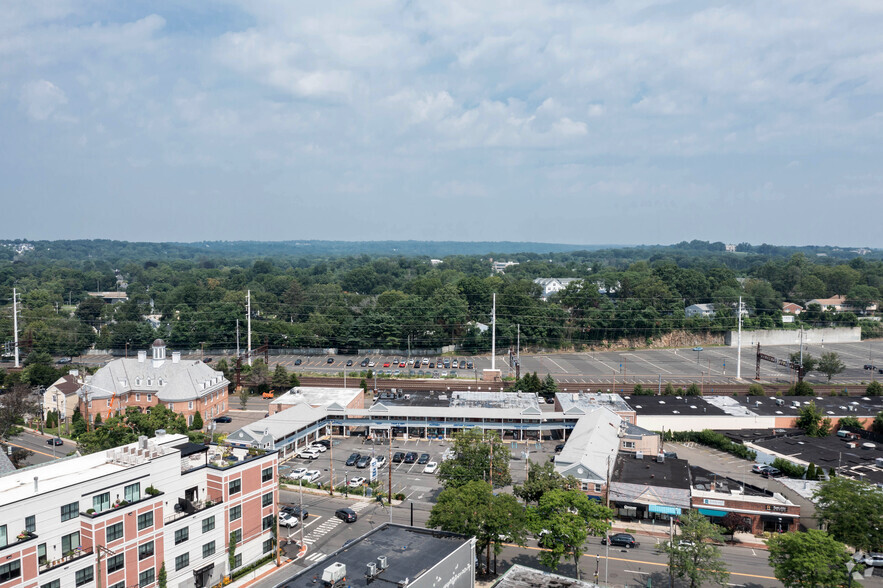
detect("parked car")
[361,359,370,367]
[374,455,387,467]
[309,443,327,453]
[418,453,430,465]
[290,468,307,479]
[47,437,63,446]
[326,357,334,364]
[404,452,418,464]
[864,553,883,567]
[554,443,565,453]
[348,476,366,488]
[357,455,371,468]
[393,452,405,463]
[752,464,772,474]
[423,461,438,474]
[346,453,361,467]
[602,533,638,548]
[282,504,309,520]
[213,416,233,423]
[303,470,321,483]
[56,357,72,364]
[294,359,302,366]
[346,359,353,366]
[298,448,320,460]
[314,439,331,448]
[692,346,703,351]
[368,361,376,367]
[428,362,435,368]
[762,467,783,478]
[466,361,473,369]
[278,512,299,527]
[335,508,358,523]
[452,360,458,368]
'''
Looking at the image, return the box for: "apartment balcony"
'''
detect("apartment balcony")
[164,495,223,525]
[0,531,38,555]
[39,546,94,574]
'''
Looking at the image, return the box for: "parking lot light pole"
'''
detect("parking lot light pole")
[299,478,304,547]
[345,471,348,498]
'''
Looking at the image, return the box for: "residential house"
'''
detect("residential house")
[533,278,579,300]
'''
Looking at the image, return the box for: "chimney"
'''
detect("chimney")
[172,351,181,364]
[138,350,147,363]
[34,476,39,494]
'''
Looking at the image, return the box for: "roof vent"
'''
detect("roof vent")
[636,451,643,460]
[366,563,378,578]
[155,429,166,438]
[172,351,181,364]
[138,436,148,449]
[138,350,146,363]
[863,443,876,450]
[377,556,388,570]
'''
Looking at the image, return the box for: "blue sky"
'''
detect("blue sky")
[2,1,882,246]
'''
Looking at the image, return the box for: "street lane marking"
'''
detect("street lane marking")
[545,357,567,373]
[624,570,649,575]
[7,440,59,459]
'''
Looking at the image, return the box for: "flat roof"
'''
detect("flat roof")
[735,395,883,418]
[450,390,540,410]
[556,392,633,415]
[274,524,471,588]
[749,432,883,470]
[612,454,691,489]
[624,396,728,417]
[494,564,598,588]
[689,465,771,498]
[272,386,362,408]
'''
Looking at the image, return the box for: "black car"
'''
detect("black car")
[314,439,331,448]
[428,362,435,368]
[47,437,63,446]
[346,453,361,467]
[360,359,370,367]
[554,444,565,453]
[213,416,233,423]
[357,455,371,468]
[294,359,302,366]
[346,359,353,366]
[762,467,783,478]
[56,357,72,364]
[602,533,638,548]
[202,357,213,363]
[466,361,473,369]
[282,504,309,520]
[335,508,357,523]
[404,452,418,464]
[417,453,430,465]
[392,452,405,463]
[327,357,334,364]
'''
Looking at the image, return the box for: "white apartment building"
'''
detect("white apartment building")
[0,433,277,588]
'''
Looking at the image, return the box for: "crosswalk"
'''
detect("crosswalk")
[301,501,373,546]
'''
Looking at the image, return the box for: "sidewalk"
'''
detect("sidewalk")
[609,519,768,550]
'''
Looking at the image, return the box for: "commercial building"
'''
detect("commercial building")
[608,454,692,522]
[554,392,636,424]
[78,340,229,427]
[269,387,364,415]
[0,432,278,588]
[493,564,598,588]
[274,524,474,588]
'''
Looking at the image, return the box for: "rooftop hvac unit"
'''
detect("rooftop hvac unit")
[366,563,377,578]
[863,443,876,450]
[657,453,665,463]
[321,563,347,586]
[377,556,388,570]
[635,451,643,460]
[875,457,883,468]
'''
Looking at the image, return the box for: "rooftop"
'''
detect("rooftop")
[81,353,227,401]
[274,524,472,588]
[555,392,634,416]
[612,454,691,489]
[271,386,363,409]
[624,396,728,417]
[554,407,621,483]
[449,390,540,410]
[494,564,598,588]
[689,465,771,497]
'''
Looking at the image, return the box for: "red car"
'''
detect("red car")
[383,362,391,368]
[399,362,406,368]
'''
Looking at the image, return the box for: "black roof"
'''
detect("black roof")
[735,395,883,417]
[690,465,771,497]
[275,525,470,588]
[173,442,209,458]
[624,396,728,416]
[612,454,692,489]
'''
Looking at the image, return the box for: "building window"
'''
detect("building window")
[231,529,242,544]
[75,566,93,587]
[262,492,273,507]
[594,484,602,493]
[125,482,140,503]
[168,403,173,410]
[25,515,36,533]
[137,511,154,531]
[262,467,273,483]
[61,501,79,521]
[623,441,635,449]
[138,568,154,588]
[202,516,215,533]
[263,539,274,554]
[175,553,189,571]
[175,527,189,545]
[189,401,193,410]
[138,541,154,560]
[41,580,60,588]
[106,554,124,574]
[109,582,125,588]
[233,554,242,569]
[37,543,47,565]
[0,561,21,583]
[202,541,215,558]
[147,394,152,402]
[0,525,6,549]
[93,492,111,513]
[229,479,241,495]
[262,514,274,531]
[106,522,123,543]
[62,531,80,555]
[229,506,241,522]
[136,393,140,401]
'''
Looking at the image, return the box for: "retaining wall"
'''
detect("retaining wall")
[725,327,861,347]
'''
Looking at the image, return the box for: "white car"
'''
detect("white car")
[368,361,376,367]
[348,476,366,488]
[423,461,438,474]
[303,470,321,483]
[309,443,327,453]
[290,467,308,480]
[422,357,429,365]
[298,448,320,459]
[864,553,883,567]
[278,512,299,527]
[374,455,387,468]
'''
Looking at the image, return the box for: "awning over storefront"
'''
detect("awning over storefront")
[649,504,682,516]
[698,508,727,517]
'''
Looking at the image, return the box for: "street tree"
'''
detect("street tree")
[436,429,511,488]
[719,512,751,539]
[239,388,249,410]
[817,352,845,382]
[271,364,289,388]
[529,489,613,580]
[0,384,38,439]
[190,411,203,431]
[661,510,729,588]
[767,529,849,588]
[813,476,883,552]
[514,460,577,505]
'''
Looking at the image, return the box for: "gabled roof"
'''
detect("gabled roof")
[48,374,81,396]
[553,407,622,483]
[79,355,227,402]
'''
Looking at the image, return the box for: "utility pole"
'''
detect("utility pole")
[94,544,115,588]
[736,295,742,380]
[236,319,240,358]
[247,291,252,366]
[491,293,496,371]
[799,327,804,374]
[13,287,20,368]
[516,324,521,379]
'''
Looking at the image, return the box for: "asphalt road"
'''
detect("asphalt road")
[7,429,75,465]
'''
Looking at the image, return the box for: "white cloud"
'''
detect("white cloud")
[19,79,67,120]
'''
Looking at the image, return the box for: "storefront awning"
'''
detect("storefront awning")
[698,508,727,517]
[649,505,682,516]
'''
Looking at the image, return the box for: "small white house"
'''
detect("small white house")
[685,303,716,318]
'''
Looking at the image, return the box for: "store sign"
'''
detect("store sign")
[703,499,725,506]
[765,505,788,512]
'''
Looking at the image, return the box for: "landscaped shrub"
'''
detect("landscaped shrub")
[663,429,756,460]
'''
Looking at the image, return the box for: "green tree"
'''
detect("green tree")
[790,380,814,396]
[289,372,301,387]
[796,401,832,437]
[514,460,575,505]
[837,416,863,431]
[541,374,558,398]
[271,364,289,388]
[747,383,765,396]
[190,411,203,431]
[868,381,883,397]
[246,359,270,393]
[813,477,883,552]
[239,388,249,410]
[767,529,849,588]
[685,383,701,396]
[436,429,511,488]
[530,489,613,580]
[817,352,845,382]
[157,562,167,588]
[228,531,237,572]
[874,411,883,435]
[662,510,729,588]
[789,351,818,374]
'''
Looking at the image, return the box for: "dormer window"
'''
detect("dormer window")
[136,378,141,386]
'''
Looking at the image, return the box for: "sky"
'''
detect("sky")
[1,1,882,247]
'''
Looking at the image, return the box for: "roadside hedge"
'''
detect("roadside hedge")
[662,429,756,460]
